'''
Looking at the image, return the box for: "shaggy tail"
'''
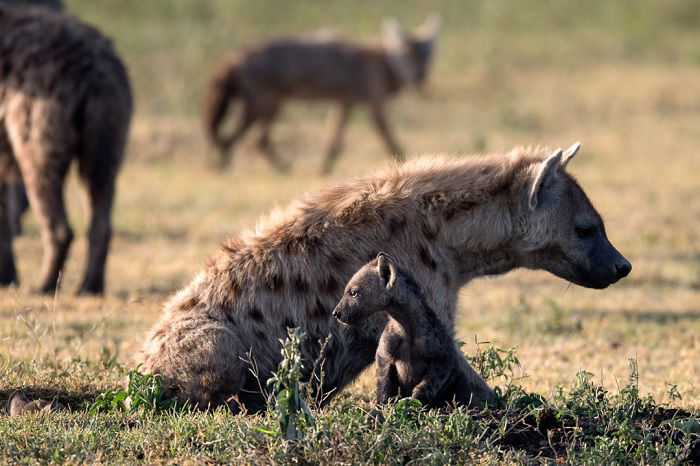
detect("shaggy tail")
[78,74,133,191]
[204,59,239,157]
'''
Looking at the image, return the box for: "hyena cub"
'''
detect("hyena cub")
[333,253,488,408]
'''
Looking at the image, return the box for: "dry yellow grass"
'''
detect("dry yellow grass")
[1,1,699,416]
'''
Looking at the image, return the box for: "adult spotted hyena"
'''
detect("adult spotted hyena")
[0,6,132,294]
[205,15,441,174]
[141,143,631,411]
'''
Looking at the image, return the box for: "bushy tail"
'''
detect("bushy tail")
[204,59,239,151]
[78,72,133,191]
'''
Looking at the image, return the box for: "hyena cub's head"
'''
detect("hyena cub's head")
[333,253,398,326]
[382,13,442,88]
[518,143,631,289]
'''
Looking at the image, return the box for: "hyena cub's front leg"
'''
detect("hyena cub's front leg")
[375,355,400,404]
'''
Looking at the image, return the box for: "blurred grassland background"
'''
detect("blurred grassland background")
[1,0,699,413]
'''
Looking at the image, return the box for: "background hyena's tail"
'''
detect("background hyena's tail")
[204,60,239,155]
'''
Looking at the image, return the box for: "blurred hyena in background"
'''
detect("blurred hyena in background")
[0,5,132,294]
[205,14,441,174]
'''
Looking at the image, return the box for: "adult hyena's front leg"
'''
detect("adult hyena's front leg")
[315,328,380,403]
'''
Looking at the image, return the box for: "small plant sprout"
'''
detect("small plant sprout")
[267,328,315,440]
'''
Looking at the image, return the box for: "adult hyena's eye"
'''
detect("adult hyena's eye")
[575,225,597,239]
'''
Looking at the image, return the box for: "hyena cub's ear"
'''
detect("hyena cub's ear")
[376,253,397,290]
[529,148,563,211]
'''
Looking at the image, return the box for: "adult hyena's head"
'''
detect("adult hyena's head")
[517,143,631,289]
[382,14,441,88]
[333,253,397,326]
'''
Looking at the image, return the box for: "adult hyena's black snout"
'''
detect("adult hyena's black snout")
[614,257,632,281]
[595,240,632,287]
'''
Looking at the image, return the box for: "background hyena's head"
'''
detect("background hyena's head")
[517,143,632,289]
[333,253,398,326]
[382,13,442,88]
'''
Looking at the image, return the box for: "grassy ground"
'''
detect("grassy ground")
[1,0,699,462]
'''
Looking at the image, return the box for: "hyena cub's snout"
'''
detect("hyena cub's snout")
[332,297,362,326]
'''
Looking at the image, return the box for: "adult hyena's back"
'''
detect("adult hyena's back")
[237,38,393,100]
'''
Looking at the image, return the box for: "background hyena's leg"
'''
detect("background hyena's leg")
[17,158,73,294]
[219,99,257,168]
[320,102,351,175]
[7,180,29,236]
[76,174,116,295]
[0,179,18,286]
[369,101,404,162]
[255,101,290,173]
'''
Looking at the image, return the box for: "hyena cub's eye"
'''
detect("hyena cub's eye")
[575,225,597,239]
[348,289,359,298]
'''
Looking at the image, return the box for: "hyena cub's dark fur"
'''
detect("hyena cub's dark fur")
[334,253,488,408]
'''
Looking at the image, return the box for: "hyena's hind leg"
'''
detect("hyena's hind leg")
[320,102,351,175]
[0,178,18,286]
[369,101,404,162]
[255,100,290,173]
[76,172,116,295]
[0,127,19,285]
[13,150,73,294]
[7,180,29,236]
[218,99,257,169]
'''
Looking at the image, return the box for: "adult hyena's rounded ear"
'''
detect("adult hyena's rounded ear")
[529,149,563,211]
[382,18,414,85]
[559,141,581,170]
[376,252,397,290]
[416,13,442,43]
[382,18,407,54]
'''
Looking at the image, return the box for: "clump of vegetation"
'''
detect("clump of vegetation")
[87,364,179,414]
[266,328,315,440]
[2,345,699,463]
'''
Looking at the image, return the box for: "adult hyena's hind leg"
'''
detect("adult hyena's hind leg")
[0,128,19,285]
[6,99,76,294]
[15,151,74,294]
[76,171,116,295]
[0,179,18,286]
